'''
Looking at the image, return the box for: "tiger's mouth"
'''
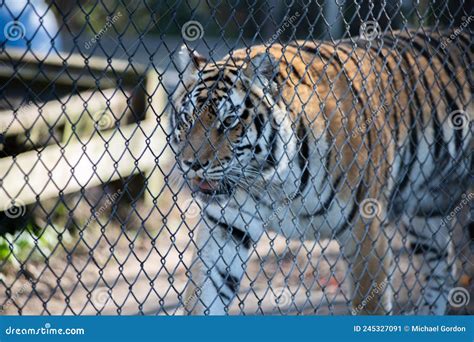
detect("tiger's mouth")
[192,177,231,195]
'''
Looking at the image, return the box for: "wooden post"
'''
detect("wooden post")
[143,69,172,208]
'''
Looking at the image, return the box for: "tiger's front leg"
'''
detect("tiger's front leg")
[183,204,263,315]
[340,218,394,315]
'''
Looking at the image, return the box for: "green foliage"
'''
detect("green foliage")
[0,222,72,267]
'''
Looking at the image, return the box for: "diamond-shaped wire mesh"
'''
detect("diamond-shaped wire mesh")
[0,0,472,315]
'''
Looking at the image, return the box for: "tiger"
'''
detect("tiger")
[170,28,473,315]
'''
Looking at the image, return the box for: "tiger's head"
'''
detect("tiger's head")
[170,46,293,197]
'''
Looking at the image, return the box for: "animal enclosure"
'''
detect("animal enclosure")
[0,0,472,315]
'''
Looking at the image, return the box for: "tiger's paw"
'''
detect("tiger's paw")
[412,291,447,315]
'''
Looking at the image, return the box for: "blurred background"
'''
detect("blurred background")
[0,0,472,315]
[2,0,473,89]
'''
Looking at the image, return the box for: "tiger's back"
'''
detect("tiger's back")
[227,29,473,219]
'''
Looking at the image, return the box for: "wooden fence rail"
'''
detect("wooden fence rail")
[0,89,131,137]
[0,55,170,210]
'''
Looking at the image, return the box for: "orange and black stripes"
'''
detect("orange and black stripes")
[174,28,472,315]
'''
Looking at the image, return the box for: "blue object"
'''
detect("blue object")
[0,315,473,342]
[0,0,63,53]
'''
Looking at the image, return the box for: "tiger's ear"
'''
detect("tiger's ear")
[177,45,207,79]
[243,52,278,83]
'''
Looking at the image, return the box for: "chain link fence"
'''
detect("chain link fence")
[0,0,472,315]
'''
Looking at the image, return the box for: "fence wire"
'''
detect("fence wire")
[0,0,472,315]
